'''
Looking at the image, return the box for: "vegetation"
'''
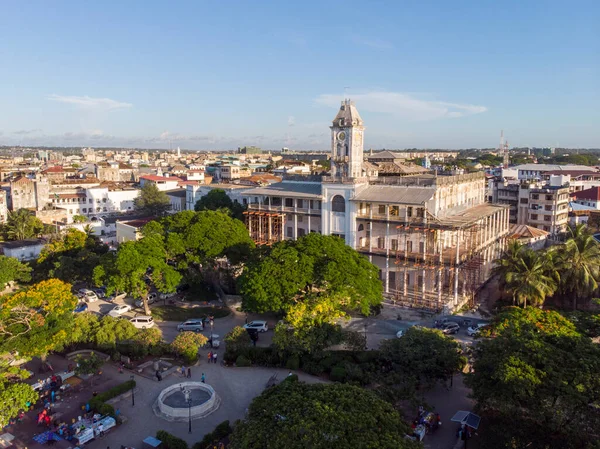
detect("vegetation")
[72,214,87,223]
[224,326,251,354]
[467,308,600,449]
[156,430,188,449]
[229,380,419,449]
[193,420,233,449]
[239,233,382,316]
[0,364,38,427]
[194,188,246,221]
[88,379,136,418]
[170,332,208,364]
[0,279,77,357]
[0,255,32,289]
[74,352,104,385]
[2,209,44,241]
[134,183,171,216]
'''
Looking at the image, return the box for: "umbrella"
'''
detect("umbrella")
[450,411,481,430]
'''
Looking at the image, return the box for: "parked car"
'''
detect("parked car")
[159,292,177,300]
[176,284,190,294]
[177,319,204,333]
[107,304,132,317]
[135,293,158,308]
[243,320,269,333]
[74,302,89,313]
[78,289,99,303]
[129,316,155,329]
[441,322,460,335]
[93,288,106,299]
[467,323,488,337]
[396,330,404,338]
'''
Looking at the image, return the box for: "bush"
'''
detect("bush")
[285,355,300,370]
[157,430,188,449]
[193,420,233,449]
[283,373,299,383]
[225,326,251,353]
[330,364,347,382]
[235,355,251,367]
[94,380,136,402]
[300,358,325,376]
[170,332,208,364]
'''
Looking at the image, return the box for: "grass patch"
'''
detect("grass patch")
[151,305,230,322]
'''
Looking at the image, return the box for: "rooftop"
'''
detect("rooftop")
[508,224,549,240]
[1,238,46,249]
[243,181,322,199]
[571,186,600,201]
[513,163,594,172]
[140,175,182,182]
[352,185,435,205]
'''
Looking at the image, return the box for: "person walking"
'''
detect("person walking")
[201,372,205,383]
[212,352,218,364]
[180,366,186,377]
[187,368,191,378]
[208,351,213,364]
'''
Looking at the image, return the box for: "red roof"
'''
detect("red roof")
[42,166,65,173]
[140,175,182,182]
[571,187,600,201]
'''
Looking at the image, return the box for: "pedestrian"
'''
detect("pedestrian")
[180,366,186,377]
[51,390,55,403]
[201,373,205,383]
[187,368,191,378]
[97,422,104,438]
[119,362,124,374]
[208,351,212,364]
[155,370,162,382]
[212,352,217,364]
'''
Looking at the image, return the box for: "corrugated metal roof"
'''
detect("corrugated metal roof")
[242,182,322,199]
[351,186,435,205]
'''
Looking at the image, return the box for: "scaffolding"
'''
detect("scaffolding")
[244,210,285,245]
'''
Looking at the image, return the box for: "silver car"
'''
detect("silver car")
[177,319,204,333]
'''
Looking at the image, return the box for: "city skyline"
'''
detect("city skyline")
[1,0,598,150]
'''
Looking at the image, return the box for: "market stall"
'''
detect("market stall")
[73,415,116,445]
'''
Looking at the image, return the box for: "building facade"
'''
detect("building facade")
[242,100,509,313]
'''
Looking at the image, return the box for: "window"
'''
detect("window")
[298,228,306,237]
[546,195,553,201]
[242,198,247,205]
[391,239,398,251]
[544,216,551,222]
[297,199,303,209]
[272,197,282,206]
[416,208,424,218]
[297,215,303,223]
[419,242,425,253]
[358,224,364,232]
[407,207,413,218]
[544,226,550,231]
[377,237,385,249]
[390,206,399,216]
[531,194,539,200]
[531,214,538,220]
[82,208,87,213]
[286,227,293,237]
[378,204,386,214]
[285,198,293,208]
[332,195,346,213]
[545,205,553,211]
[520,198,528,204]
[406,241,413,252]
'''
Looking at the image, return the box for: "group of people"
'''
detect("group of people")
[179,366,192,378]
[207,351,218,364]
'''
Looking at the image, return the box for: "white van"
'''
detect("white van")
[129,316,155,329]
[78,289,99,303]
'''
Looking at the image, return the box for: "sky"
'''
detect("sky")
[0,0,598,150]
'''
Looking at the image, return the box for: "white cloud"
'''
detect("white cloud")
[315,91,487,121]
[287,116,296,127]
[47,94,132,110]
[352,37,393,50]
[14,129,42,135]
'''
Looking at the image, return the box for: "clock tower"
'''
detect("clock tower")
[330,99,365,179]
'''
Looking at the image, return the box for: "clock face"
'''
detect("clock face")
[337,131,346,141]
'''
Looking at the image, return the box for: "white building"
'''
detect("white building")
[139,175,181,191]
[512,163,594,181]
[241,100,509,313]
[1,239,46,261]
[185,184,253,211]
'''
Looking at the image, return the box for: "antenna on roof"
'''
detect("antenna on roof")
[344,86,350,100]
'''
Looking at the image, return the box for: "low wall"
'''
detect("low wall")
[153,382,221,421]
[66,349,110,362]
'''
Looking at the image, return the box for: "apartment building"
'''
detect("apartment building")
[241,101,509,313]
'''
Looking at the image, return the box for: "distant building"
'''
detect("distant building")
[0,190,7,223]
[1,239,46,261]
[185,184,252,211]
[116,217,155,244]
[139,175,181,191]
[9,176,49,211]
[238,146,262,155]
[95,162,135,182]
[571,187,600,210]
[165,189,186,213]
[511,163,595,181]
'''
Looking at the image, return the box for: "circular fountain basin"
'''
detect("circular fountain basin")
[153,382,221,421]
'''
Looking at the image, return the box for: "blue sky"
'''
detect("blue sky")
[0,0,598,150]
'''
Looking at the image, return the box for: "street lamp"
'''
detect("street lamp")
[209,316,214,348]
[180,385,192,433]
[130,375,135,407]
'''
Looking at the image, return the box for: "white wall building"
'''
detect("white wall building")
[1,239,46,261]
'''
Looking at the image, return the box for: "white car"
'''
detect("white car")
[243,320,269,333]
[78,289,99,303]
[107,304,132,318]
[467,323,488,337]
[396,330,404,338]
[129,316,155,329]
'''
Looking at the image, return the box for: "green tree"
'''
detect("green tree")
[75,352,104,386]
[466,307,600,449]
[170,332,208,364]
[134,183,171,216]
[0,279,78,358]
[3,209,44,241]
[378,327,465,401]
[224,326,251,354]
[194,189,246,220]
[0,255,32,289]
[0,365,37,428]
[554,224,600,309]
[229,381,419,449]
[72,214,87,223]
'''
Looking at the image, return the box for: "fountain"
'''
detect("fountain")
[153,382,221,421]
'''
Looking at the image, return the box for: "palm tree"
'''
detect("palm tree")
[4,209,44,241]
[492,239,526,304]
[504,248,558,308]
[555,224,600,310]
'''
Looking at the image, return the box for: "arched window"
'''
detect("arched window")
[332,195,346,213]
[358,224,364,231]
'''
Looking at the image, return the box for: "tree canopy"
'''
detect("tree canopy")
[2,209,44,241]
[0,255,32,289]
[0,364,37,428]
[134,182,171,216]
[466,307,600,449]
[229,380,419,449]
[0,279,77,357]
[239,233,382,315]
[194,188,246,220]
